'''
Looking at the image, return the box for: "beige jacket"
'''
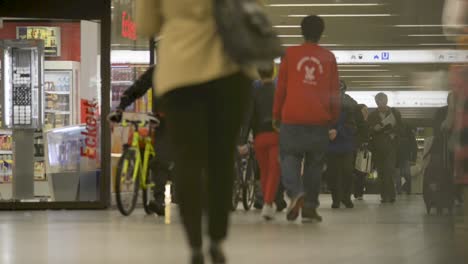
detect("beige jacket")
[137,0,256,96]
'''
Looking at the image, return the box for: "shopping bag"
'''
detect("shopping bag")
[355,148,372,173]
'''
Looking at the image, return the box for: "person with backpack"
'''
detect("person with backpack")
[368,92,402,203]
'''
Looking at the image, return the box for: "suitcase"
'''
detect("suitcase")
[422,133,454,215]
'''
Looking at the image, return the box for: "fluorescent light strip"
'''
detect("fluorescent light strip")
[408,34,468,37]
[354,85,424,89]
[339,69,389,72]
[352,80,407,83]
[339,65,382,67]
[395,24,468,27]
[341,75,403,78]
[274,25,300,28]
[288,14,393,18]
[282,44,342,46]
[418,43,459,46]
[269,3,382,7]
[278,35,303,38]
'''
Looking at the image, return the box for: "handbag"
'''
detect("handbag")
[355,147,373,173]
[213,0,284,66]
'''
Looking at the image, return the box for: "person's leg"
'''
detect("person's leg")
[354,170,365,199]
[303,150,325,210]
[206,74,250,246]
[404,160,412,194]
[148,159,169,216]
[163,86,209,251]
[254,134,271,203]
[264,134,280,205]
[374,152,387,202]
[280,150,304,200]
[384,147,397,202]
[326,153,340,208]
[341,152,355,207]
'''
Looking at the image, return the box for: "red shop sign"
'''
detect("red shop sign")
[121,11,137,41]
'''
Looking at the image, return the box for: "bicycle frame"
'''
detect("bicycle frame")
[121,122,156,191]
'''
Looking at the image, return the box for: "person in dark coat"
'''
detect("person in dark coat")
[353,104,370,200]
[396,122,418,195]
[108,66,174,216]
[368,92,402,203]
[326,80,357,208]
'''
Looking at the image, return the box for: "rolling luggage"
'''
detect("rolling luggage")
[422,133,454,215]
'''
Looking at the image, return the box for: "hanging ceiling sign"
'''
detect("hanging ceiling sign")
[347,91,449,108]
[275,49,468,64]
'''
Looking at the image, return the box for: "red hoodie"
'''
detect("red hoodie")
[273,43,340,126]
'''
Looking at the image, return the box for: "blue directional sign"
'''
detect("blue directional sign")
[381,52,390,60]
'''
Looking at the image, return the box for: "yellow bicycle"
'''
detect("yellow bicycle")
[115,114,160,216]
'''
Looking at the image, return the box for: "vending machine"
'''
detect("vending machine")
[0,39,44,201]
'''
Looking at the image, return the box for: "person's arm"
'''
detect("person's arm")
[273,53,288,129]
[136,0,163,37]
[239,89,255,146]
[117,66,155,110]
[329,57,341,125]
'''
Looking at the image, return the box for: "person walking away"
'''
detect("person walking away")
[326,81,357,209]
[241,77,287,212]
[354,104,370,200]
[239,63,281,220]
[108,66,173,216]
[137,0,255,263]
[368,93,402,204]
[273,15,341,222]
[396,122,417,195]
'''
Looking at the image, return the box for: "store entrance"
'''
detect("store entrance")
[0,0,111,209]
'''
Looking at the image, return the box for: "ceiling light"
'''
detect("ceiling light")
[274,25,301,28]
[407,34,468,37]
[269,3,382,7]
[418,43,459,46]
[278,35,303,38]
[282,44,342,47]
[341,75,403,78]
[288,14,393,18]
[355,85,424,89]
[352,80,407,83]
[394,24,468,27]
[339,65,382,67]
[339,69,389,72]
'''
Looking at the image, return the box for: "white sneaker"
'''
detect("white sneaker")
[262,204,276,221]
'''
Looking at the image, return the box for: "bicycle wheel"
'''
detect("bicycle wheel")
[242,154,256,211]
[142,155,155,215]
[231,161,241,211]
[115,148,140,216]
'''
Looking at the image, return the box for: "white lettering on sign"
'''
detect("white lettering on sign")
[81,100,99,160]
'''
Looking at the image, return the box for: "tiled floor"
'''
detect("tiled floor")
[0,195,466,264]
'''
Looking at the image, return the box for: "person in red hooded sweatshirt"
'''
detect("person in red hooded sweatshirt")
[273,15,340,222]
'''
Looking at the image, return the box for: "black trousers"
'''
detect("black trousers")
[375,146,397,201]
[150,159,171,203]
[353,170,367,198]
[163,73,250,249]
[327,152,354,204]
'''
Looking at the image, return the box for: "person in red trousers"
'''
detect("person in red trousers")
[239,63,280,220]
